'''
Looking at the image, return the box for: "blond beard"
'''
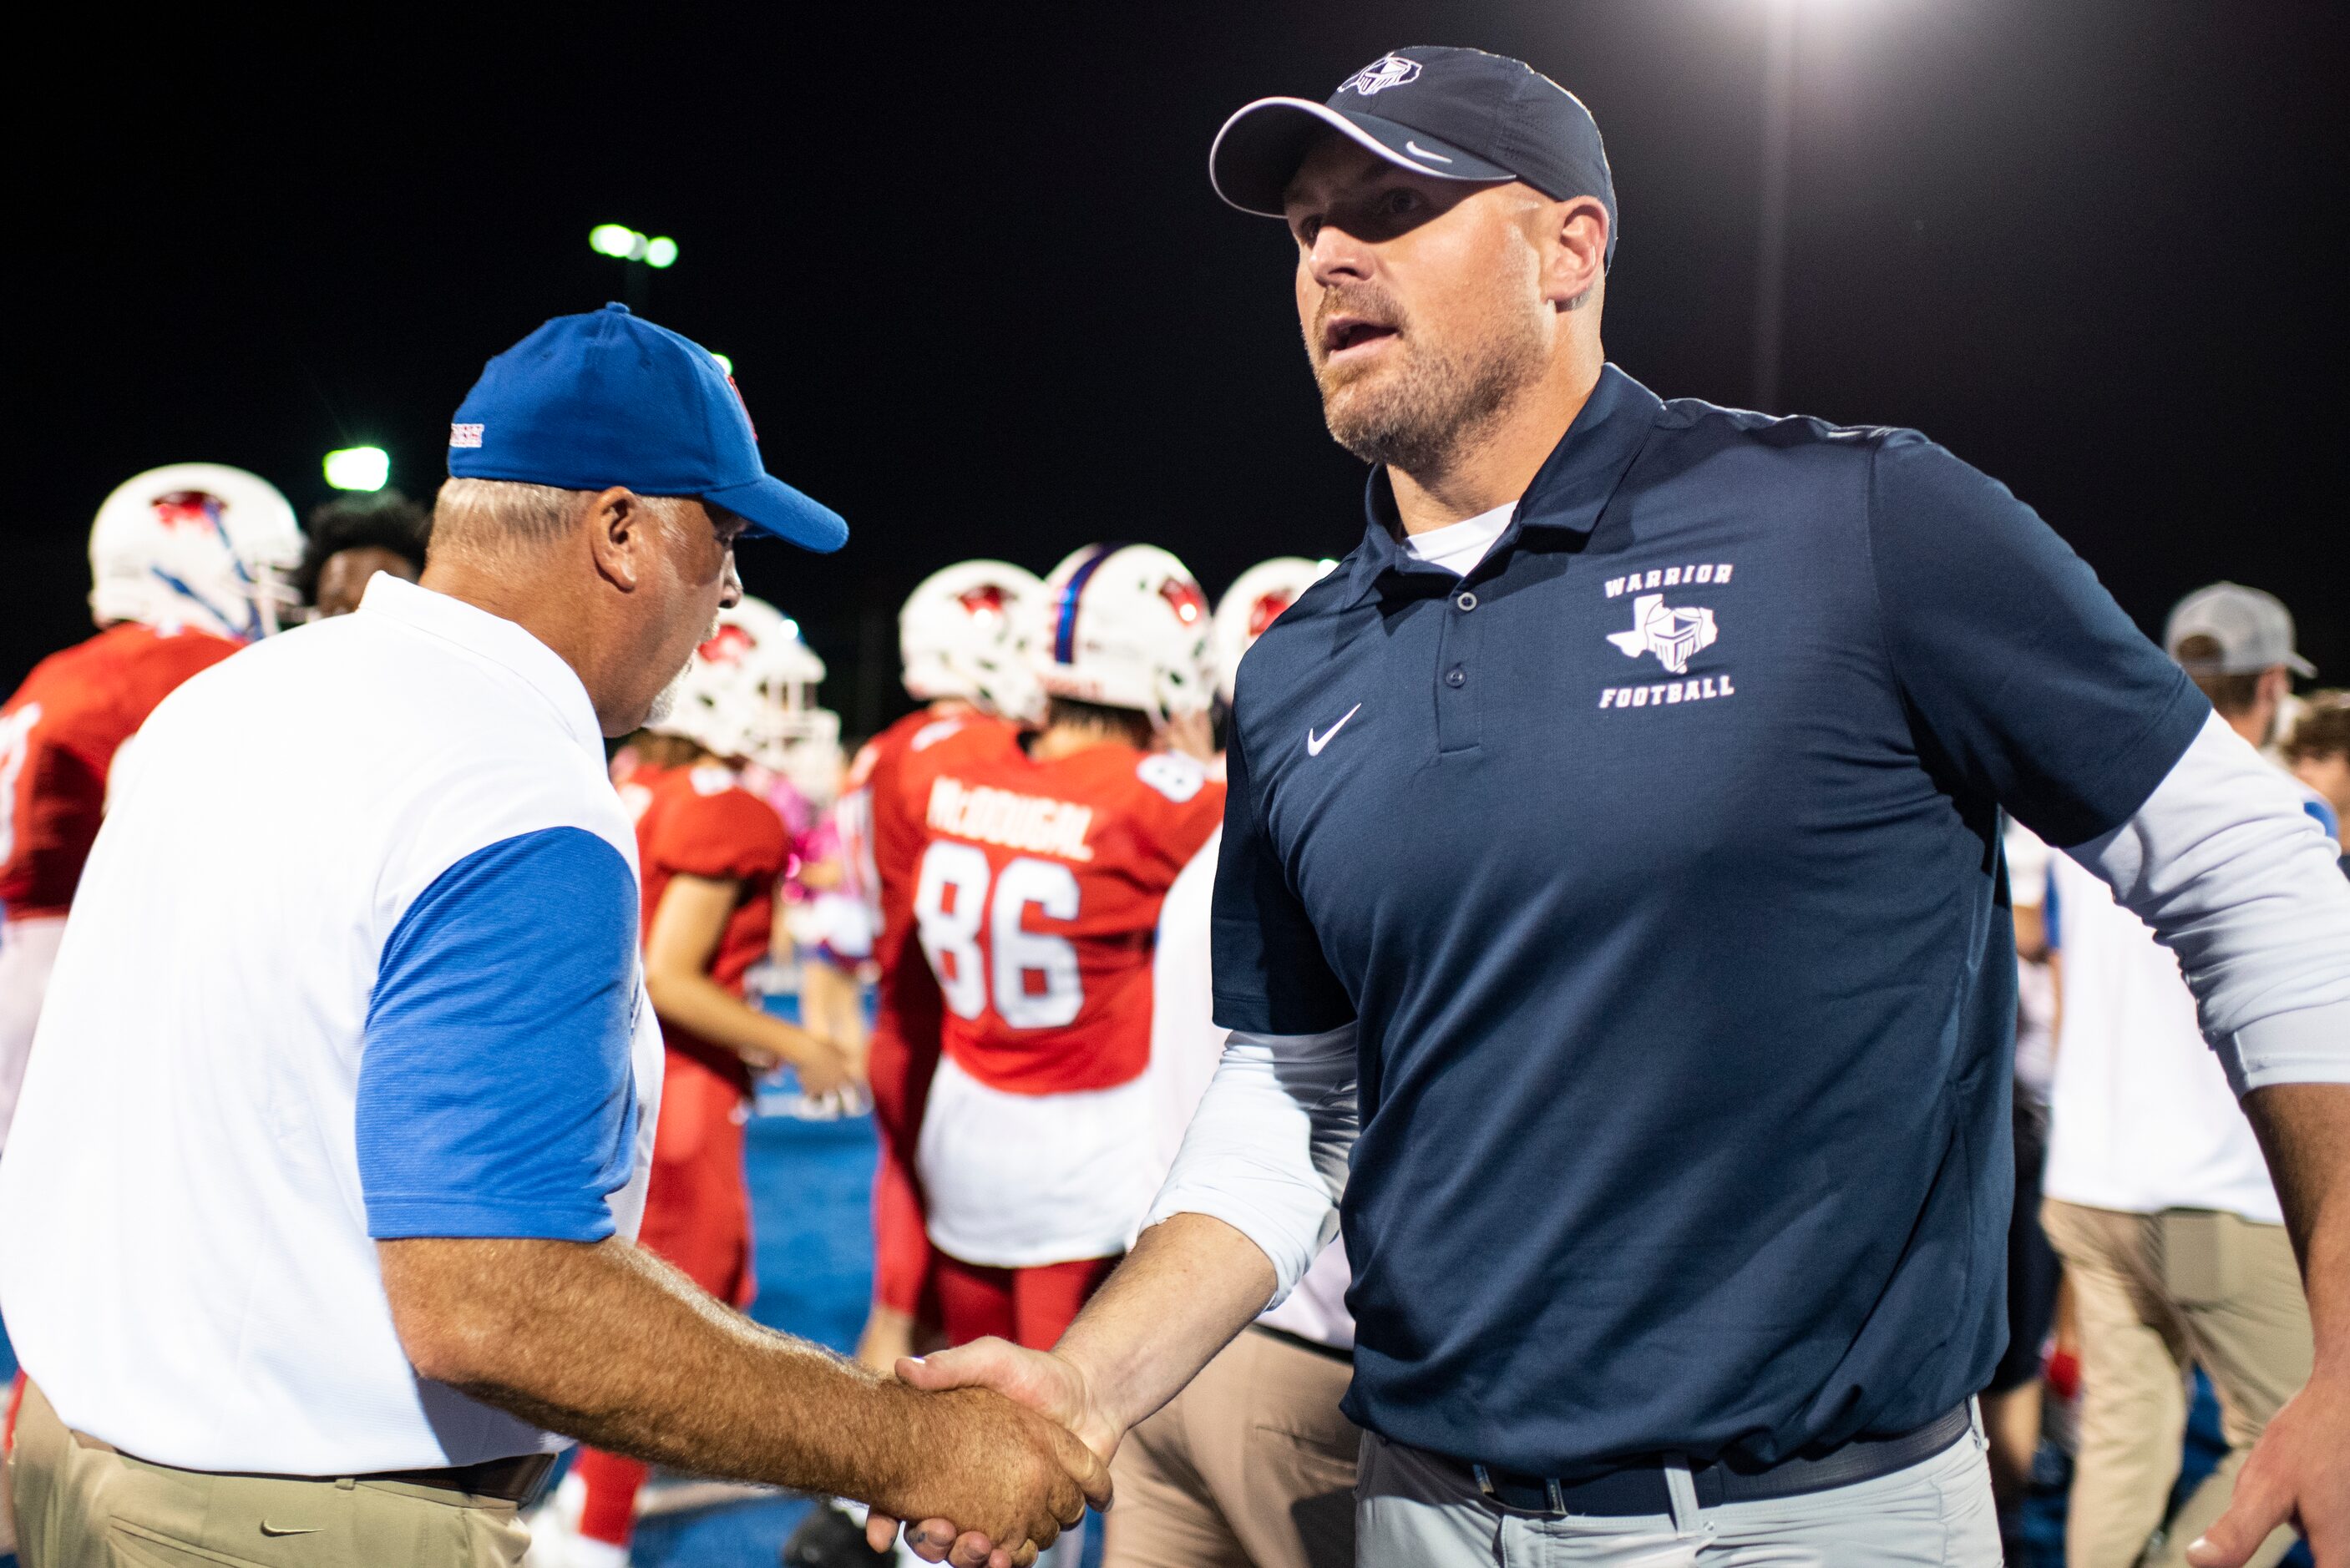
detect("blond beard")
[1309,266,1550,478]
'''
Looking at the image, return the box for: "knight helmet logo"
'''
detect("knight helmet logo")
[1606,594,1719,675]
[1340,55,1421,96]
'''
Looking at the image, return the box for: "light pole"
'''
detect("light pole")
[590,225,679,311]
[1753,0,1798,413]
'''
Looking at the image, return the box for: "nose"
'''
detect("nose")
[718,552,743,609]
[1305,221,1375,289]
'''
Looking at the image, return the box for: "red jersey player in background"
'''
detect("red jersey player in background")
[836,561,1046,1373]
[0,463,301,1152]
[863,544,1224,1568]
[547,597,857,1568]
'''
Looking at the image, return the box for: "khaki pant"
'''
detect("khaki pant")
[10,1382,530,1568]
[1104,1326,1357,1568]
[2041,1200,2312,1568]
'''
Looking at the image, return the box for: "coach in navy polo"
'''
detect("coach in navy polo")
[0,306,1102,1568]
[882,46,2350,1568]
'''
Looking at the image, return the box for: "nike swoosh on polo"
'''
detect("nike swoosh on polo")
[1404,140,1453,164]
[1307,704,1362,756]
[260,1522,323,1536]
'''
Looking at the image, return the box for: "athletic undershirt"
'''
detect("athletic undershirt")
[1399,501,1515,577]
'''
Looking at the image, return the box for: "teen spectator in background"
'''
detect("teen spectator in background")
[296,488,432,617]
[2281,693,2348,860]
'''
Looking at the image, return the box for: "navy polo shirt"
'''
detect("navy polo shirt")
[1213,365,2208,1476]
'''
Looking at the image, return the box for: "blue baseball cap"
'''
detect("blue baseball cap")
[448,303,846,553]
[1210,46,1618,268]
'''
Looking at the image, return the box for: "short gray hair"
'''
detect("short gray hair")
[431,478,594,545]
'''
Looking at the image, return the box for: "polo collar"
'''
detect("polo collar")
[357,574,606,760]
[1340,363,1664,609]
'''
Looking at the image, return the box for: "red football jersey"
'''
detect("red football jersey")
[842,707,1026,1316]
[634,763,792,1097]
[1,622,242,919]
[902,729,1225,1097]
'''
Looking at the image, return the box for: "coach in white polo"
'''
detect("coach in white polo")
[0,306,1105,1568]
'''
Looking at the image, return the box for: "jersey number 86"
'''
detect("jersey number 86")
[912,842,1082,1030]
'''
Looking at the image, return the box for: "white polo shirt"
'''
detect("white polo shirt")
[0,576,663,1474]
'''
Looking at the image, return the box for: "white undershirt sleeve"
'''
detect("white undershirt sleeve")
[1142,1023,1359,1307]
[2066,710,2350,1094]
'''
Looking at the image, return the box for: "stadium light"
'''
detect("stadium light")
[322,447,390,492]
[710,352,733,376]
[590,225,680,270]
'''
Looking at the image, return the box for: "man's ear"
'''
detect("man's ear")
[1542,196,1609,312]
[582,487,648,592]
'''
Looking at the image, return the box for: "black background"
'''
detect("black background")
[15,3,2346,736]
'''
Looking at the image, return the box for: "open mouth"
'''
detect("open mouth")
[1322,316,1400,360]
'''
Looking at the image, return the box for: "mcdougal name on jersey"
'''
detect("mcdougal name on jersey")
[1598,673,1737,711]
[925,775,1096,862]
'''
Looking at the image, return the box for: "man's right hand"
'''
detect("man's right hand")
[866,1340,1126,1562]
[869,1383,1112,1568]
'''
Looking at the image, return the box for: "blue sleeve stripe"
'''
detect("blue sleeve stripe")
[359,827,641,1243]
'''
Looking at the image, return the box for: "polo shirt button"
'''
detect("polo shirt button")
[1456,591,1478,612]
[1445,666,1467,688]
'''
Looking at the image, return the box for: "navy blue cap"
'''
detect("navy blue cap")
[1210,46,1618,268]
[448,303,845,553]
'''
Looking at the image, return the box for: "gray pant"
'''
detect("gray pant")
[1355,1408,2001,1566]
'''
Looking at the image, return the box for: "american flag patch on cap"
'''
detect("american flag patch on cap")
[449,422,484,448]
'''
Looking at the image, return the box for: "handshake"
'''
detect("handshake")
[859,1338,1124,1568]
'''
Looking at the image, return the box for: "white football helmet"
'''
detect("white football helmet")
[899,560,1046,723]
[88,463,303,641]
[1032,544,1215,728]
[1213,556,1335,704]
[650,597,829,771]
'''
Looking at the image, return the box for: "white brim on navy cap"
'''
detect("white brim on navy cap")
[1209,96,1516,216]
[705,473,849,554]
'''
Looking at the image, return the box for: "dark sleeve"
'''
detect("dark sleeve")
[1210,715,1355,1034]
[1867,431,2209,847]
[358,827,642,1242]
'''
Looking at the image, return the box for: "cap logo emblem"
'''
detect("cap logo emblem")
[449,422,484,448]
[1340,55,1421,96]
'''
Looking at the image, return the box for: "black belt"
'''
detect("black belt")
[1444,1404,1973,1516]
[76,1423,556,1508]
[363,1451,557,1505]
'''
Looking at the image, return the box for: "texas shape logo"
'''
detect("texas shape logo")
[1606,594,1718,675]
[1340,55,1421,95]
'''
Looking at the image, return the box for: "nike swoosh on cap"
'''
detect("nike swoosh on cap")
[1404,140,1454,164]
[260,1522,324,1536]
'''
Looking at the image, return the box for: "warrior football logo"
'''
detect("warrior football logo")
[1606,594,1718,675]
[1340,55,1421,96]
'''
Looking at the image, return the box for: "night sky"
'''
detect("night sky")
[18,2,2345,736]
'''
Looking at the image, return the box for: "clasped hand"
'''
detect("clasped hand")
[869,1338,1123,1568]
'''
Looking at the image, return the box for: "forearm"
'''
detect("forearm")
[1056,1212,1278,1438]
[382,1235,923,1500]
[2243,1082,2350,1375]
[646,968,828,1066]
